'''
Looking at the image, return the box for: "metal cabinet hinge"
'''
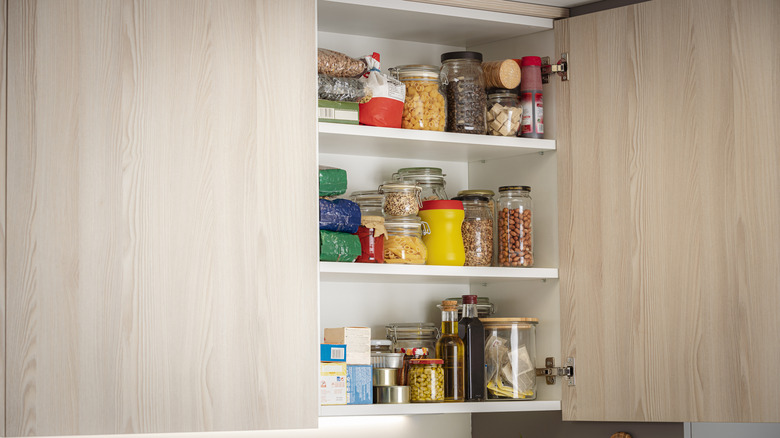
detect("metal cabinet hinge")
[541,53,568,84]
[536,357,575,386]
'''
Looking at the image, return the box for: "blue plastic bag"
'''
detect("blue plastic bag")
[319,198,361,233]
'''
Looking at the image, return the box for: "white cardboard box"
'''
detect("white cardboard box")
[324,327,371,365]
[320,363,347,406]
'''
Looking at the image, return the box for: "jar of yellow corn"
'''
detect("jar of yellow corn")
[396,65,446,131]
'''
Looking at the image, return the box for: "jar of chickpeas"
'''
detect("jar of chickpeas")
[396,65,446,132]
[408,359,445,402]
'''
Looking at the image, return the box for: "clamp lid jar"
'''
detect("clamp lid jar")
[393,167,448,201]
[378,182,423,217]
[396,65,446,132]
[385,322,439,353]
[383,216,427,264]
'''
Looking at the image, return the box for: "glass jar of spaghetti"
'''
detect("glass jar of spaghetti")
[396,65,446,132]
[383,216,428,264]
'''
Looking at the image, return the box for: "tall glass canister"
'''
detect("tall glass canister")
[440,51,486,135]
[496,186,533,267]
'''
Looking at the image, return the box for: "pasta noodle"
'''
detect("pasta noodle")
[384,235,427,264]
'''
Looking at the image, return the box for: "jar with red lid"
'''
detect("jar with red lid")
[408,359,445,402]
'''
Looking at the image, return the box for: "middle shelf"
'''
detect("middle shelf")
[320,262,558,284]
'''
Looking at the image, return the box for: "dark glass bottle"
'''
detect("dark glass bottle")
[436,300,465,402]
[459,294,486,401]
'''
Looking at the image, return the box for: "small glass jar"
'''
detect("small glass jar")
[350,190,384,216]
[396,65,446,132]
[497,186,533,267]
[487,91,522,136]
[383,216,427,264]
[393,167,448,201]
[440,51,487,135]
[483,318,538,400]
[452,195,493,266]
[378,182,422,217]
[408,359,445,402]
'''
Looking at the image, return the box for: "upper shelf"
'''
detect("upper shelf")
[317,0,553,47]
[318,123,556,162]
[320,262,558,284]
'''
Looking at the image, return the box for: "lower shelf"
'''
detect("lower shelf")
[320,400,561,416]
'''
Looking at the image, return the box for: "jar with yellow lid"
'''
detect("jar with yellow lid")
[483,317,538,400]
[396,65,446,132]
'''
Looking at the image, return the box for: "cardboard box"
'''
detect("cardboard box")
[346,365,373,405]
[324,327,371,365]
[318,99,359,125]
[321,343,347,362]
[320,363,347,406]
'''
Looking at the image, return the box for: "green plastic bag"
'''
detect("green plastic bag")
[320,230,361,262]
[319,166,348,197]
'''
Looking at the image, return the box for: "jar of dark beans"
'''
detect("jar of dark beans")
[440,51,487,135]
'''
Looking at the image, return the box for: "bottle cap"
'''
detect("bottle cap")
[441,300,459,311]
[520,56,542,67]
[462,295,478,304]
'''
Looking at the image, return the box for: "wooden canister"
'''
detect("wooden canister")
[483,59,522,89]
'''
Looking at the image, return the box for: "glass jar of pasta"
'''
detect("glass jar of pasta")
[383,216,428,264]
[396,65,446,131]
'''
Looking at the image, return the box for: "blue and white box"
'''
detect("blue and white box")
[346,364,373,405]
[321,343,347,362]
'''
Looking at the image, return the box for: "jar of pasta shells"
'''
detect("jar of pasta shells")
[383,216,428,264]
[379,182,423,217]
[397,65,446,132]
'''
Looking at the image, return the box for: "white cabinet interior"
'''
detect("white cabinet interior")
[317,0,562,416]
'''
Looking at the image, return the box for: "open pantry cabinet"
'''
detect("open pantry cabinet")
[317,0,565,418]
[317,0,780,427]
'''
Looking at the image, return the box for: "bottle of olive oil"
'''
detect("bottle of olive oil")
[436,300,465,402]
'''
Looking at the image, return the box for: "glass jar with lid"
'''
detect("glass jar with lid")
[383,215,427,264]
[483,317,538,400]
[452,195,493,266]
[497,186,533,267]
[378,182,422,217]
[396,65,446,132]
[393,167,448,201]
[350,190,384,216]
[409,359,445,402]
[386,322,440,354]
[440,51,487,135]
[487,91,522,136]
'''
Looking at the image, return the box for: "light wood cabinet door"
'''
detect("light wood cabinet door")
[6,0,318,435]
[0,0,6,435]
[556,0,780,422]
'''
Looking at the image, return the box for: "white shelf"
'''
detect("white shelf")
[320,262,558,284]
[318,123,556,162]
[317,0,552,47]
[320,400,561,416]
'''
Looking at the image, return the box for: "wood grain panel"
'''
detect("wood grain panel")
[6,0,318,435]
[557,0,780,422]
[0,0,6,435]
